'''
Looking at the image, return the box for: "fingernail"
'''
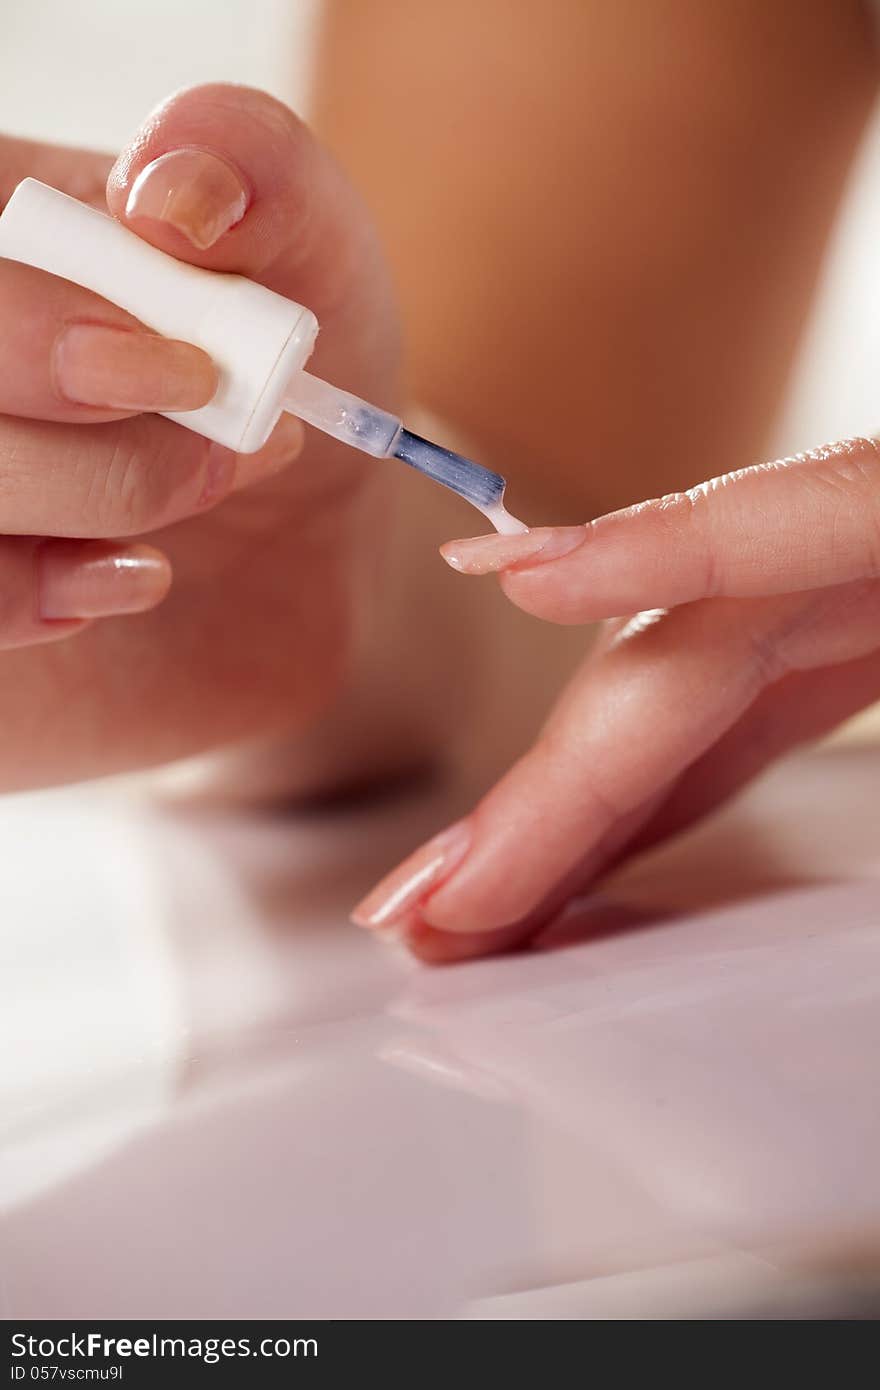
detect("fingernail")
[125,148,249,250]
[54,323,217,412]
[38,543,171,620]
[351,820,473,930]
[404,919,535,965]
[440,525,587,575]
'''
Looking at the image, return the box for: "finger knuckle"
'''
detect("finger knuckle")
[800,438,880,578]
[535,728,625,836]
[95,425,198,535]
[657,483,726,598]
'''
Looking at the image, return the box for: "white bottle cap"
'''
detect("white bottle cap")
[0,179,319,453]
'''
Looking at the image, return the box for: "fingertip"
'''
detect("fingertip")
[439,526,585,577]
[184,342,221,409]
[440,525,600,625]
[105,82,378,317]
[404,922,478,964]
[404,917,536,964]
[105,83,314,273]
[497,567,598,624]
[437,537,493,573]
[38,540,172,621]
[121,148,250,253]
[126,543,174,609]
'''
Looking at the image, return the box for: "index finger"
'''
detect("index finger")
[440,437,880,623]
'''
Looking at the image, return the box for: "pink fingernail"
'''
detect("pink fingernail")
[351,821,473,930]
[440,526,587,575]
[53,323,217,412]
[38,543,172,620]
[125,148,249,250]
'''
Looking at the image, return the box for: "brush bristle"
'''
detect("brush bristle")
[392,429,506,510]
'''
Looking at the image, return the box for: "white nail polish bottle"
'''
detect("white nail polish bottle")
[0,179,526,532]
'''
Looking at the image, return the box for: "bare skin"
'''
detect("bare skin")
[315,1,880,957]
[355,438,880,960]
[0,85,577,798]
[0,88,403,786]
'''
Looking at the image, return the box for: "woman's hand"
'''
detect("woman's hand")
[0,84,400,787]
[354,437,880,961]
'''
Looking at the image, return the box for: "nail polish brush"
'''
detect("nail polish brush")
[0,179,526,534]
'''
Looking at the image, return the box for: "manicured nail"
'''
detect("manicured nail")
[440,525,587,575]
[38,542,172,620]
[54,323,217,411]
[125,148,249,249]
[351,821,473,930]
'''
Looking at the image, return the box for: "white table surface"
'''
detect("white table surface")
[1,745,879,1319]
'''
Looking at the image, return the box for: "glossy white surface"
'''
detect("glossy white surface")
[2,747,879,1319]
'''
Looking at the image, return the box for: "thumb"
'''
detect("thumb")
[105,84,395,398]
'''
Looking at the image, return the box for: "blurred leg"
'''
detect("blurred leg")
[312,0,878,519]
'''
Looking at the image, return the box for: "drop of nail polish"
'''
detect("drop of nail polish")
[483,501,529,535]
